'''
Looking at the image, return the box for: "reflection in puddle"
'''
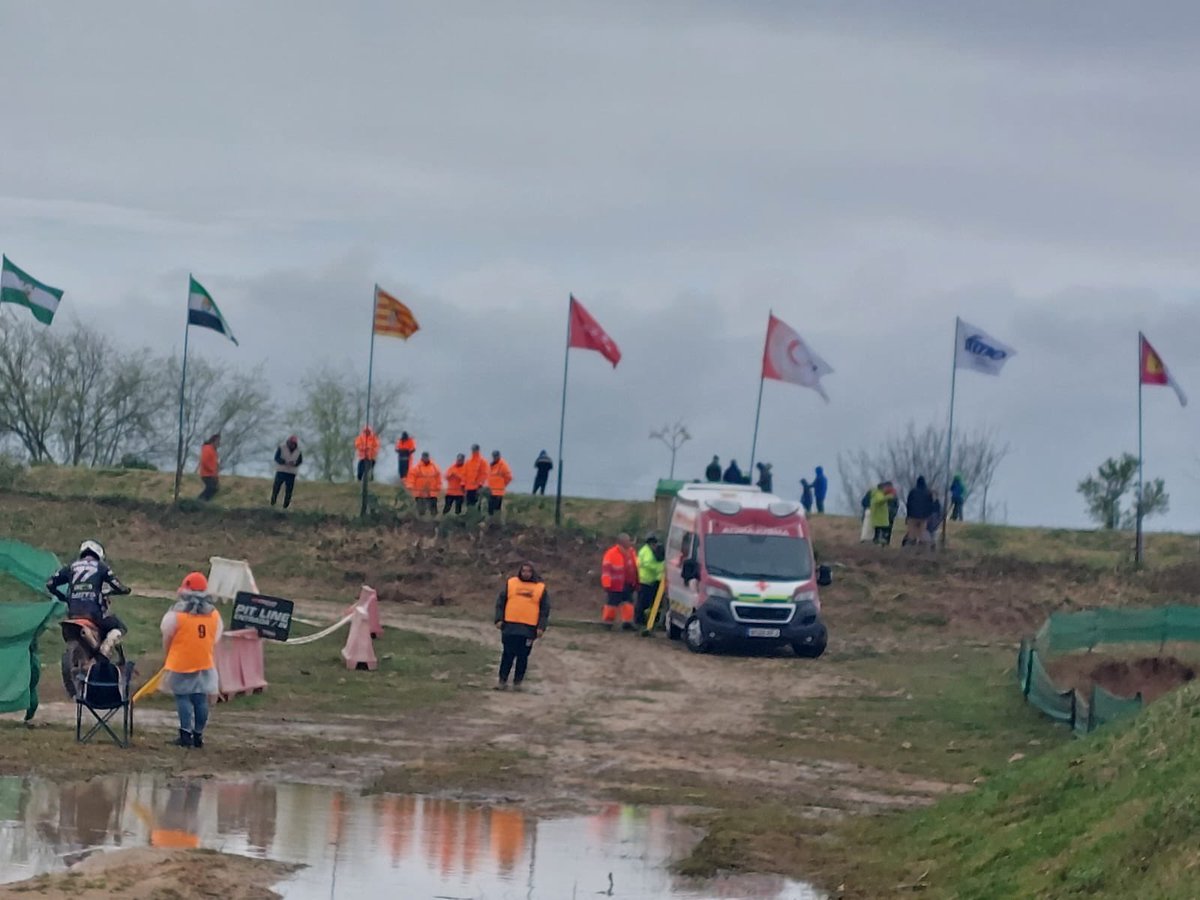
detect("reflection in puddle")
[0,775,822,898]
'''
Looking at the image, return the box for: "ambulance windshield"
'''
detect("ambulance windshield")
[703,534,812,582]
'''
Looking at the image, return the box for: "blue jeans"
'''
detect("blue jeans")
[175,693,209,734]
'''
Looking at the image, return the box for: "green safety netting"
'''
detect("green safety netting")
[1018,607,1200,735]
[0,540,61,594]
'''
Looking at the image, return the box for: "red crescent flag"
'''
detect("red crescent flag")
[761,314,834,402]
[567,295,621,368]
[1140,332,1187,406]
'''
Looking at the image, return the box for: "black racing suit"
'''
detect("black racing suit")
[46,558,131,641]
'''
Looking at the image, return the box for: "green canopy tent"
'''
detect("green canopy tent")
[0,540,61,594]
[0,540,62,721]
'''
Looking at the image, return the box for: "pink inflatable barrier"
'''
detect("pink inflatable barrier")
[215,629,268,701]
[341,608,378,671]
[347,585,382,639]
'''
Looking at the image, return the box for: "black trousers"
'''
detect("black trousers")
[488,495,504,515]
[271,472,296,507]
[636,581,660,626]
[499,633,533,683]
[950,498,963,521]
[815,496,825,513]
[532,472,549,495]
[357,459,375,482]
[465,489,480,508]
[398,458,411,479]
[198,477,219,501]
[416,497,438,516]
[443,495,463,515]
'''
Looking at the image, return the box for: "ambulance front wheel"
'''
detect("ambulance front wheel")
[792,628,827,659]
[684,616,709,654]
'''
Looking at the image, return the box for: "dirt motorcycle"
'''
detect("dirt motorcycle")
[58,588,124,700]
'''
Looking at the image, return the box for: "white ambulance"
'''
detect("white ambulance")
[662,483,829,657]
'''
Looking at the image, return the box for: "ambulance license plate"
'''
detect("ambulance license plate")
[747,627,781,638]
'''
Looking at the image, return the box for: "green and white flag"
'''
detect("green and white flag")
[187,276,238,345]
[1,256,63,325]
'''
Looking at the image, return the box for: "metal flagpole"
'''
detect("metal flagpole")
[940,317,960,547]
[359,287,378,519]
[1136,332,1145,566]
[554,297,572,527]
[748,375,765,475]
[172,303,191,503]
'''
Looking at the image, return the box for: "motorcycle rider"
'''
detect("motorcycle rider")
[46,540,132,658]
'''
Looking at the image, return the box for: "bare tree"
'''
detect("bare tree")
[649,421,691,479]
[837,420,1009,518]
[0,317,70,462]
[291,365,410,482]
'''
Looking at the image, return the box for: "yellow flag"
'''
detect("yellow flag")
[374,285,419,339]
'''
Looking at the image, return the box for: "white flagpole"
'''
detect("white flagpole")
[941,317,960,547]
[172,293,192,503]
[360,287,378,519]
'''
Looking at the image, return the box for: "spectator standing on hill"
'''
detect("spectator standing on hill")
[395,432,416,480]
[883,481,900,544]
[867,484,891,545]
[443,453,467,515]
[532,451,553,495]
[600,533,639,630]
[903,477,935,547]
[406,451,442,516]
[493,561,550,691]
[926,492,943,548]
[722,460,743,484]
[813,466,828,513]
[197,434,220,502]
[271,435,302,508]
[635,534,665,627]
[487,450,513,516]
[800,479,814,514]
[755,462,773,493]
[463,444,489,509]
[950,473,966,521]
[705,456,722,482]
[355,426,379,482]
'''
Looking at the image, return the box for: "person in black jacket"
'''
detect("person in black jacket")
[532,450,553,495]
[755,462,773,493]
[722,460,744,484]
[705,456,722,482]
[904,476,935,547]
[493,562,550,691]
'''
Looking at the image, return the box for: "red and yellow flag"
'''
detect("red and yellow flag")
[373,285,419,339]
[1140,332,1187,406]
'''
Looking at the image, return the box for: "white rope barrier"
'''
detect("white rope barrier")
[279,605,368,647]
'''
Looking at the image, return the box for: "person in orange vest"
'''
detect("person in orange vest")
[493,561,550,691]
[355,426,380,482]
[160,571,224,748]
[600,533,639,630]
[443,453,467,515]
[487,450,513,516]
[406,451,442,516]
[395,431,416,479]
[462,444,488,509]
[197,434,220,501]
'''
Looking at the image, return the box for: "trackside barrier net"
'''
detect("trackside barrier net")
[1016,606,1200,735]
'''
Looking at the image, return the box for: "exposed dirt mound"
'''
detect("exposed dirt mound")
[1047,655,1197,703]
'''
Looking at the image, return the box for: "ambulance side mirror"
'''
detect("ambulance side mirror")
[817,565,832,587]
[682,559,700,584]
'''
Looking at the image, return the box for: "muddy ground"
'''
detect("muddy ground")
[1047,654,1198,703]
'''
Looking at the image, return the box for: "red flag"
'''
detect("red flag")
[1140,332,1187,406]
[567,295,621,368]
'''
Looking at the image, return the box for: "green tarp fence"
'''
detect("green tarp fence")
[0,540,63,720]
[1018,607,1199,735]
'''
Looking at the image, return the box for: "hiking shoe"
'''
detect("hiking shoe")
[493,682,508,692]
[512,682,524,692]
[192,732,204,749]
[168,729,193,748]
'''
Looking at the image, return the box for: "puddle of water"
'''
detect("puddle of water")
[0,775,822,899]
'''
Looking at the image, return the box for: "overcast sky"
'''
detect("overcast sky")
[4,1,1200,529]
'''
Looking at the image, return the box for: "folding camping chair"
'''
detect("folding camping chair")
[75,658,135,748]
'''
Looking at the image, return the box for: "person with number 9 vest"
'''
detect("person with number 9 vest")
[493,561,550,691]
[160,572,224,749]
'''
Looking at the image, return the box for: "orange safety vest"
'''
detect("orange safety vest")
[406,460,442,498]
[444,463,466,497]
[395,436,415,456]
[198,443,219,478]
[488,459,513,495]
[504,577,545,627]
[355,431,380,461]
[601,545,628,592]
[165,609,221,674]
[463,454,488,490]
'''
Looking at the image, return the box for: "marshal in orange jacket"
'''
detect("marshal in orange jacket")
[355,428,380,461]
[487,457,514,496]
[198,442,219,478]
[601,545,639,592]
[406,458,442,498]
[462,451,489,491]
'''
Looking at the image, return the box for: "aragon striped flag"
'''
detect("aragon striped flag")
[373,285,419,339]
[1,256,63,325]
[187,276,238,345]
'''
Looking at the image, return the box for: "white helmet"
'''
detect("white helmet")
[79,540,105,561]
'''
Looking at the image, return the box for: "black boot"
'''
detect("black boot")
[192,731,204,749]
[168,729,192,747]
